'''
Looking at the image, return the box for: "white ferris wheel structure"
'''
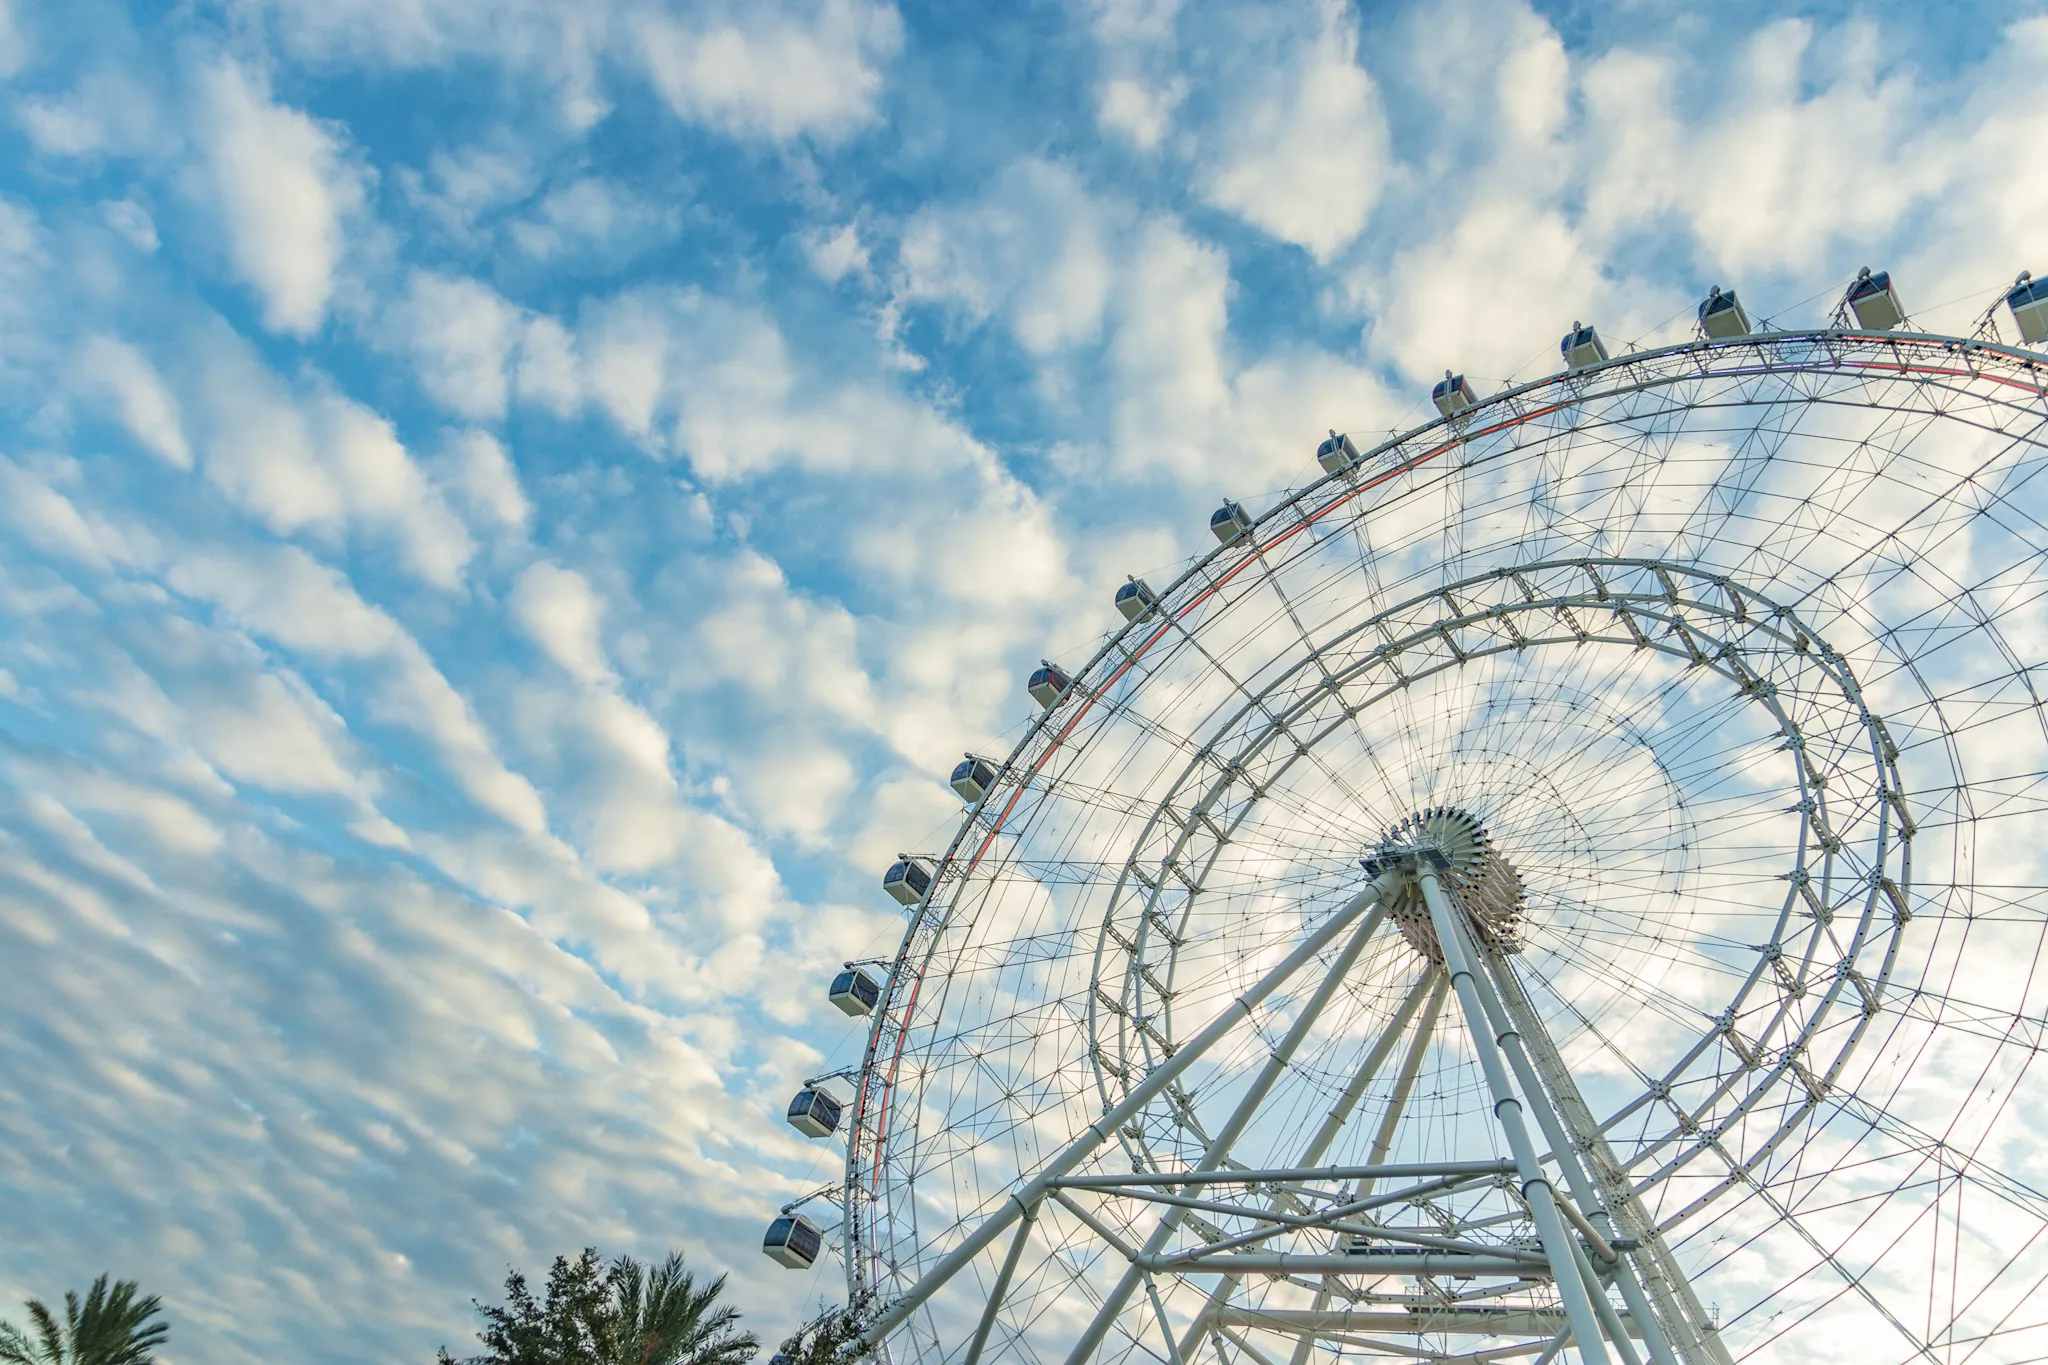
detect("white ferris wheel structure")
[766,269,2048,1365]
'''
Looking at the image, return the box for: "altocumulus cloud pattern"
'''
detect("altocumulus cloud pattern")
[0,1,2042,1362]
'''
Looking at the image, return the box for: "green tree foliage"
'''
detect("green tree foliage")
[0,1275,169,1365]
[766,1294,874,1365]
[598,1253,755,1365]
[440,1249,758,1365]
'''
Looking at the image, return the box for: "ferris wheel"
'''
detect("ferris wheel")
[767,269,2048,1365]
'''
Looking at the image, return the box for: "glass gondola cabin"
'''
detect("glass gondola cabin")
[1114,578,1159,622]
[1432,371,1476,418]
[786,1085,843,1138]
[950,755,997,802]
[828,965,882,1017]
[882,857,932,906]
[1028,664,1072,708]
[1210,500,1252,545]
[1698,287,1751,339]
[1560,322,1608,371]
[763,1214,823,1269]
[1846,267,1904,331]
[2008,273,2048,344]
[1316,431,1362,474]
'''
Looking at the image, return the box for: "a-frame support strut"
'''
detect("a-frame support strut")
[867,850,1729,1365]
[1416,862,1617,1365]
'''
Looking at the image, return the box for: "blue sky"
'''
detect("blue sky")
[0,0,2044,1361]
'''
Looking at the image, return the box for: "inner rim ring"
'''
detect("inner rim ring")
[1085,556,1911,1230]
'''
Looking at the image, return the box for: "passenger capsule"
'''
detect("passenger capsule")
[1845,267,1904,331]
[882,857,933,906]
[1316,431,1362,474]
[1027,663,1072,709]
[786,1085,844,1138]
[828,965,882,1017]
[763,1214,824,1269]
[1698,287,1751,339]
[1560,322,1608,371]
[1432,371,1476,418]
[1114,578,1159,622]
[950,754,998,802]
[2009,272,2048,344]
[1210,500,1253,545]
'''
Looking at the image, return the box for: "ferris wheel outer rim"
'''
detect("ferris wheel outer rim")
[837,324,2048,1309]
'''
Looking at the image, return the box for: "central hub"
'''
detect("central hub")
[1366,807,1526,962]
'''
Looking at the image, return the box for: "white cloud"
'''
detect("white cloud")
[804,221,868,284]
[100,197,159,252]
[579,292,671,438]
[515,685,691,874]
[190,331,474,587]
[497,563,731,874]
[510,561,611,686]
[899,158,1117,357]
[1193,1,1387,261]
[507,178,675,260]
[1498,22,1568,147]
[0,0,25,80]
[1108,215,1231,470]
[396,270,522,421]
[1580,18,1945,276]
[188,668,370,800]
[193,59,368,335]
[315,395,475,588]
[194,338,342,532]
[75,336,191,468]
[14,760,224,856]
[672,550,878,840]
[1097,75,1181,151]
[16,69,161,158]
[398,143,535,243]
[249,0,609,126]
[169,545,399,660]
[164,544,548,834]
[634,0,903,143]
[0,456,126,569]
[1362,195,1616,385]
[440,430,531,533]
[514,315,581,415]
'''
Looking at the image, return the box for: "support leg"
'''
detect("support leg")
[964,1200,1039,1365]
[1440,910,1680,1365]
[1417,864,1614,1365]
[1483,944,1731,1365]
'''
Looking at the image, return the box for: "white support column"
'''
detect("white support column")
[1485,944,1731,1365]
[1062,893,1393,1365]
[1417,862,1615,1365]
[963,1200,1039,1365]
[1442,913,1678,1365]
[862,881,1386,1346]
